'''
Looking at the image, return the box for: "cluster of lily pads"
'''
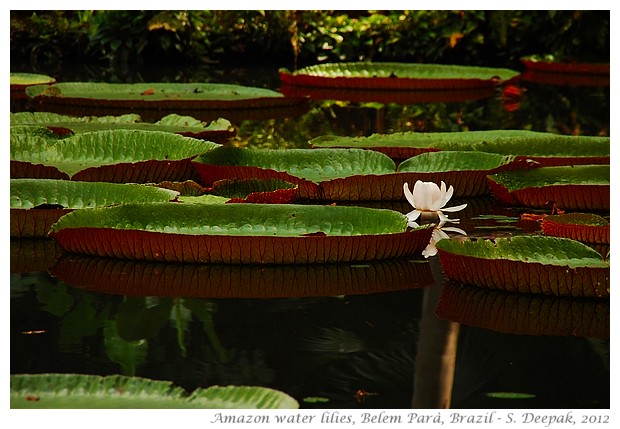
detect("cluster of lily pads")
[9,63,610,407]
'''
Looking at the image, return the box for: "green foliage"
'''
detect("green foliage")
[10,10,610,68]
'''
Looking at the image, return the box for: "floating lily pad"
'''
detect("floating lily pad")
[194,147,517,200]
[195,146,396,200]
[436,235,609,298]
[487,165,610,211]
[25,82,308,122]
[10,72,56,100]
[10,112,236,143]
[436,283,609,338]
[279,62,520,89]
[10,374,298,409]
[50,254,433,298]
[49,203,433,264]
[10,179,179,237]
[397,151,528,197]
[541,213,610,244]
[310,130,609,165]
[10,128,219,182]
[520,55,610,75]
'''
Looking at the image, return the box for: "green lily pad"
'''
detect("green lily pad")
[10,72,56,86]
[436,283,609,338]
[48,203,433,264]
[488,165,610,210]
[541,213,610,244]
[310,130,610,165]
[436,235,609,297]
[195,147,514,200]
[11,72,56,100]
[279,62,520,89]
[397,151,525,196]
[25,82,304,113]
[10,374,298,408]
[11,112,235,143]
[10,128,220,182]
[10,179,179,237]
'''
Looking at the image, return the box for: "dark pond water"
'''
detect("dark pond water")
[10,61,610,409]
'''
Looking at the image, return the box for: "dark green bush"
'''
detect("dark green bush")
[10,10,609,70]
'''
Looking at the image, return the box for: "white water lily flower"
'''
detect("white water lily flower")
[403,180,468,224]
[422,215,468,258]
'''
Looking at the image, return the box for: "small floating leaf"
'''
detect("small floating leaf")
[541,213,610,244]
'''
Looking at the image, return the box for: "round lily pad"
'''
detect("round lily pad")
[436,235,609,298]
[49,203,434,264]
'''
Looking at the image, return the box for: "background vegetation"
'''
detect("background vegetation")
[10,10,610,72]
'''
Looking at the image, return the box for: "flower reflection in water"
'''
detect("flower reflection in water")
[404,181,468,258]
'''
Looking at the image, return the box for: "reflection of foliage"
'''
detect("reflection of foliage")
[103,320,147,376]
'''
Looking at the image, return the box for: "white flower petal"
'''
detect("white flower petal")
[442,226,468,236]
[441,203,468,213]
[403,182,416,208]
[406,209,422,222]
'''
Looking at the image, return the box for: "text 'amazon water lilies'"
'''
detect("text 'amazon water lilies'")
[403,181,468,257]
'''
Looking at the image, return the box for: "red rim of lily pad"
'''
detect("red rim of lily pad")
[279,63,521,90]
[540,213,610,244]
[436,237,610,298]
[10,208,73,238]
[488,180,610,211]
[50,227,433,264]
[194,164,501,200]
[11,161,70,180]
[521,70,610,87]
[49,254,433,298]
[520,57,610,75]
[435,283,609,338]
[11,159,200,183]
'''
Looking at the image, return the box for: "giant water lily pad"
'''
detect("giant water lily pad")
[540,213,610,244]
[436,235,610,298]
[488,165,610,210]
[49,203,433,264]
[310,130,610,165]
[194,147,524,200]
[50,254,433,298]
[279,62,520,89]
[10,72,56,100]
[10,374,298,408]
[436,283,609,338]
[10,179,179,237]
[10,112,236,143]
[397,151,529,196]
[25,82,308,122]
[10,128,219,182]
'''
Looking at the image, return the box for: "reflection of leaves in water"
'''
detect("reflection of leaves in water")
[104,320,147,376]
[115,297,172,341]
[34,276,74,317]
